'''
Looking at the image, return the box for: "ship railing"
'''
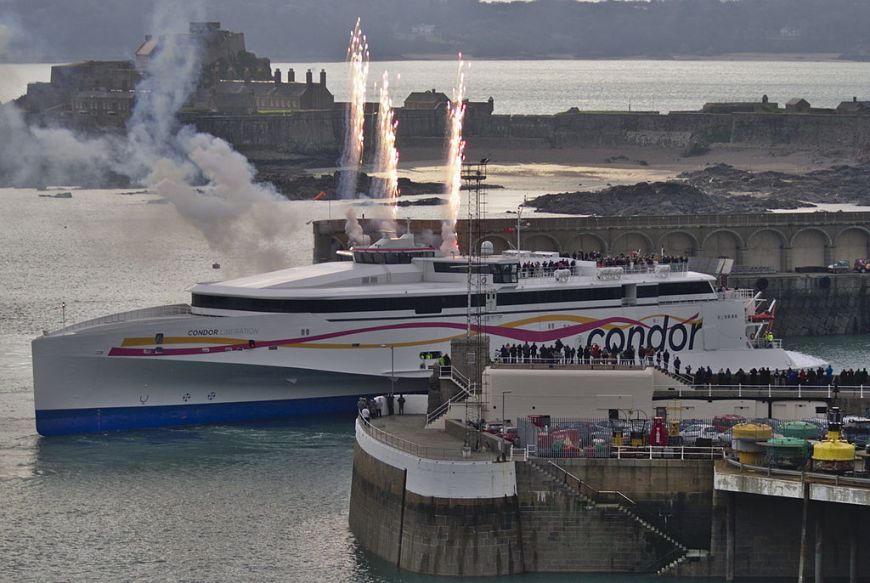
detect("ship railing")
[48,304,192,335]
[659,383,868,400]
[492,357,646,369]
[750,338,783,349]
[718,288,756,300]
[517,263,692,282]
[357,417,479,460]
[518,267,578,279]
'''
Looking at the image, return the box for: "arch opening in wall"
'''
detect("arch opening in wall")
[835,227,870,264]
[745,229,785,272]
[569,234,606,256]
[523,234,561,253]
[611,232,653,255]
[790,228,828,270]
[702,230,742,261]
[659,231,698,258]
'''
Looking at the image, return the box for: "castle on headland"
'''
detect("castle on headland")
[10,21,870,155]
[15,22,337,123]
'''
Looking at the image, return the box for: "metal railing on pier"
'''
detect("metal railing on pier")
[357,417,476,460]
[659,383,869,400]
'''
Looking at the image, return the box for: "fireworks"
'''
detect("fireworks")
[440,56,466,254]
[337,18,369,199]
[372,71,400,231]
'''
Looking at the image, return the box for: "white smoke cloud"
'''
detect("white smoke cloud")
[0,105,122,186]
[0,1,300,271]
[125,1,296,271]
[344,206,370,246]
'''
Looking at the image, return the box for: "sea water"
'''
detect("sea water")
[1,187,866,582]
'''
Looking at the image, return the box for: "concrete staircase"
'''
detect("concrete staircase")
[656,549,710,576]
[529,459,699,575]
[425,367,475,429]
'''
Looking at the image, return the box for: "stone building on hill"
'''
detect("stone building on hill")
[837,97,870,114]
[701,95,780,114]
[201,68,335,113]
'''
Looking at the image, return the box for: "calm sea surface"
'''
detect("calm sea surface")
[1,59,869,581]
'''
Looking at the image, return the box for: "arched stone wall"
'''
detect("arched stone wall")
[659,231,698,257]
[611,232,653,255]
[745,229,785,271]
[835,227,870,262]
[790,228,829,268]
[568,234,607,254]
[702,230,742,260]
[523,234,561,252]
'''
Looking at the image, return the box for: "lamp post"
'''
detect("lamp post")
[516,200,524,251]
[501,390,512,423]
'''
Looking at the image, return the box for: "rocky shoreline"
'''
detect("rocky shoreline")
[527,162,870,216]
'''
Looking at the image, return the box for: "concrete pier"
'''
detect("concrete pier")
[672,460,870,580]
[349,413,716,576]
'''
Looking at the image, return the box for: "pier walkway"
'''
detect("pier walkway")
[361,414,493,461]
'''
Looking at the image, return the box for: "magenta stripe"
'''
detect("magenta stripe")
[107,313,697,357]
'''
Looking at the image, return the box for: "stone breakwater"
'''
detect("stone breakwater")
[730,273,870,337]
[183,109,870,157]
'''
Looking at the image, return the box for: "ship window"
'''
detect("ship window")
[492,264,518,284]
[637,285,659,298]
[155,333,164,344]
[659,281,715,296]
[434,262,467,273]
[192,284,625,314]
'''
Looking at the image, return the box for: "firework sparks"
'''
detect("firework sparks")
[337,18,369,199]
[440,56,466,255]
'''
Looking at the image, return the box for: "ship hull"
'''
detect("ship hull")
[32,292,820,435]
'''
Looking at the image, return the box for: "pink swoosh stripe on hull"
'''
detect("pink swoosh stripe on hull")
[107,314,697,357]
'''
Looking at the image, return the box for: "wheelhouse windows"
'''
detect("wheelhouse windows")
[353,250,435,264]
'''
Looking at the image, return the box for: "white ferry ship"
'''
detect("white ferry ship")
[31,233,822,435]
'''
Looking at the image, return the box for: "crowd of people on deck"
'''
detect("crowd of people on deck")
[678,364,870,388]
[520,259,576,278]
[496,341,657,367]
[495,341,868,389]
[569,250,688,268]
[518,251,689,279]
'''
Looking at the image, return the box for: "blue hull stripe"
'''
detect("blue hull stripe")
[35,395,365,436]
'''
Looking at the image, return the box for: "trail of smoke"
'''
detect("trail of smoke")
[439,56,466,255]
[344,206,371,246]
[126,2,297,271]
[0,3,296,271]
[370,71,399,234]
[337,18,368,199]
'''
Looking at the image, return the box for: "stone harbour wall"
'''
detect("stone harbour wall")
[175,109,870,155]
[349,443,714,576]
[675,490,870,579]
[730,273,870,337]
